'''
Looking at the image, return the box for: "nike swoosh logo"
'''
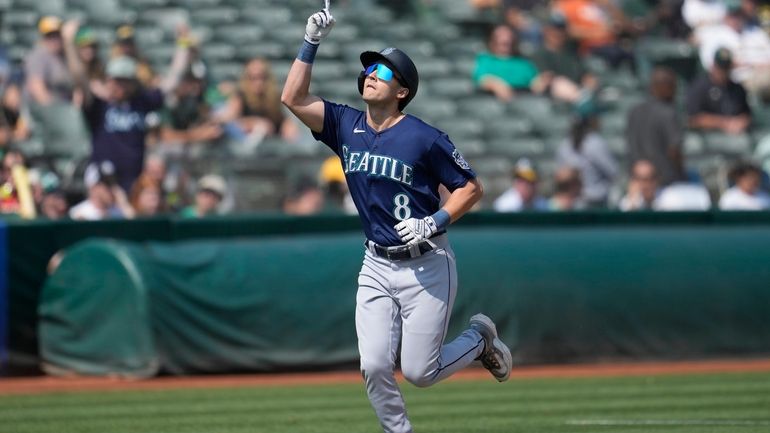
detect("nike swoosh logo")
[353,128,366,134]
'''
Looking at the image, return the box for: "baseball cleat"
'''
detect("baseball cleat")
[470,313,512,382]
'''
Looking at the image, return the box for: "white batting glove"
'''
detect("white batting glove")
[395,217,438,246]
[305,8,335,45]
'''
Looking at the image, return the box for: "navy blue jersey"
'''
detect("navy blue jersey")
[313,99,476,246]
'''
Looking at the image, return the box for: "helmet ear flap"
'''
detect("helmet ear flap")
[357,71,366,95]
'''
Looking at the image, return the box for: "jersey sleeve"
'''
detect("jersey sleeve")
[311,99,349,154]
[428,134,476,191]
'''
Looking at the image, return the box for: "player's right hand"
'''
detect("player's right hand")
[305,8,335,45]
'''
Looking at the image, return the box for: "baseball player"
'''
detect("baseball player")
[281,5,512,433]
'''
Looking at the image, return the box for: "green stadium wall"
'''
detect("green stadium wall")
[4,212,770,376]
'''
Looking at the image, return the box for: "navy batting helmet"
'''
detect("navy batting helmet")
[358,47,419,111]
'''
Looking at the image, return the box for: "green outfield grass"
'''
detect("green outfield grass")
[2,371,770,433]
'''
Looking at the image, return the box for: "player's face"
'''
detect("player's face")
[362,63,408,108]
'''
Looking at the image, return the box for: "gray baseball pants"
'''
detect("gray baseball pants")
[356,234,485,433]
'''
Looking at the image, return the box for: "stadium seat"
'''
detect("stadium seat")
[428,77,475,98]
[600,110,627,136]
[239,7,292,27]
[29,0,67,16]
[415,58,453,79]
[212,25,265,44]
[191,8,239,26]
[486,137,547,159]
[702,132,753,155]
[316,79,360,100]
[138,8,189,31]
[487,118,536,142]
[434,117,484,141]
[683,132,705,156]
[236,41,287,61]
[201,42,237,62]
[406,97,458,123]
[454,139,487,158]
[457,95,505,118]
[3,10,39,28]
[208,61,242,83]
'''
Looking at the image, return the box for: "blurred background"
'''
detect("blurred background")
[1,0,770,221]
[2,0,770,379]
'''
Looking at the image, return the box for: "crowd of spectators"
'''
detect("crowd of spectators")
[473,0,770,212]
[2,0,770,222]
[0,15,296,221]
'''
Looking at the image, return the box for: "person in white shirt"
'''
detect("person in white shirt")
[493,158,548,212]
[697,5,770,99]
[719,162,770,210]
[683,0,727,30]
[655,182,712,210]
[69,161,134,220]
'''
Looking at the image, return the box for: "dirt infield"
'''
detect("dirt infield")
[2,358,769,396]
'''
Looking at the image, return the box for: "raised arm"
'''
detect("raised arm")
[61,20,88,91]
[280,8,335,133]
[158,24,192,96]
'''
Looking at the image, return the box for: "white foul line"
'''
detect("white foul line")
[566,419,770,426]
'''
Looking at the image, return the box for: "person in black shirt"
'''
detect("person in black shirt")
[686,47,751,135]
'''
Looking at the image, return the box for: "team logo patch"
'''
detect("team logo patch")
[452,149,470,170]
[382,47,396,55]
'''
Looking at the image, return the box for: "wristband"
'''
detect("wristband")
[297,39,319,64]
[431,209,451,231]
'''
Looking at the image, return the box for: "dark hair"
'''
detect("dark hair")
[570,117,593,153]
[729,162,762,184]
[487,24,520,56]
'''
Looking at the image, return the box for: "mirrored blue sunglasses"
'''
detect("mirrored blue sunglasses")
[364,63,395,82]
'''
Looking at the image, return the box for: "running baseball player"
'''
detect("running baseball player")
[281,5,512,433]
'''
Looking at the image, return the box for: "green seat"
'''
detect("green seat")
[406,97,458,123]
[310,61,348,81]
[191,7,238,25]
[240,7,292,26]
[486,137,547,158]
[417,58,453,79]
[683,132,705,156]
[213,25,265,44]
[486,117,535,140]
[126,0,169,8]
[458,95,505,117]
[600,110,627,136]
[429,77,474,98]
[454,139,487,157]
[434,118,484,140]
[236,41,287,61]
[138,8,189,31]
[30,0,67,15]
[201,43,236,62]
[208,62,242,82]
[28,103,90,160]
[702,132,753,155]
[316,79,359,100]
[3,10,39,27]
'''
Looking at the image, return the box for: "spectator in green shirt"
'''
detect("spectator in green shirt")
[473,24,545,102]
